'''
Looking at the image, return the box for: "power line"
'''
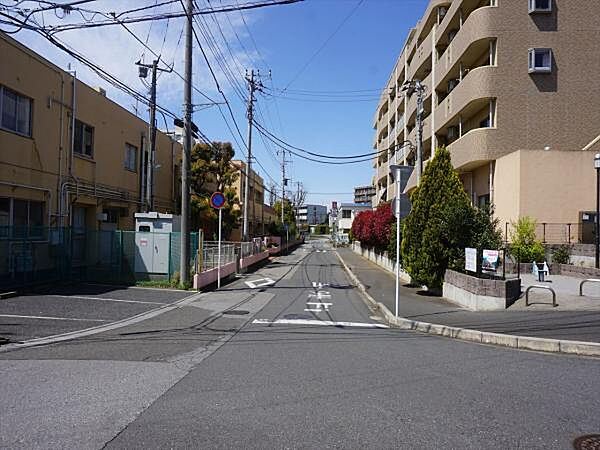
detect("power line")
[282,0,364,91]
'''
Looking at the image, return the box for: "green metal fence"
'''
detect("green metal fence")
[0,226,198,290]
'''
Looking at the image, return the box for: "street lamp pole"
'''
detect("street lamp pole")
[595,154,600,269]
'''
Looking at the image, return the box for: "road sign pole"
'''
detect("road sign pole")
[217,207,222,289]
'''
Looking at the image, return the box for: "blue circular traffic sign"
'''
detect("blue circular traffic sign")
[210,191,226,209]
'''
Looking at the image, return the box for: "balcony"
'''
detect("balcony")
[435,5,498,87]
[447,127,501,170]
[408,30,433,80]
[434,65,498,133]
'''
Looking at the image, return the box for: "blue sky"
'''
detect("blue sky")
[8,0,430,207]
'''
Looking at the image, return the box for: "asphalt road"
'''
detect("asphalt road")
[1,239,600,449]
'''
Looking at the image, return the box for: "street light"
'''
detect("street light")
[595,153,600,268]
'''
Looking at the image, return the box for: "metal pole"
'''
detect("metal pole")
[217,208,222,289]
[180,0,193,286]
[243,70,254,241]
[415,81,424,183]
[148,59,158,211]
[596,168,600,269]
[395,169,401,318]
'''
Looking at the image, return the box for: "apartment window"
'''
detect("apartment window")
[0,86,32,136]
[528,0,551,13]
[74,119,94,157]
[528,48,552,73]
[124,143,137,171]
[478,194,490,209]
[342,210,351,219]
[480,118,491,128]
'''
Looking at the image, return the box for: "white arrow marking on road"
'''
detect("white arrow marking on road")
[244,278,275,289]
[252,319,389,329]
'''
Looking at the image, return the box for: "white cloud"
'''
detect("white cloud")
[7,0,264,122]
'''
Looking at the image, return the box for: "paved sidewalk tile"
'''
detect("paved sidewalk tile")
[337,248,600,343]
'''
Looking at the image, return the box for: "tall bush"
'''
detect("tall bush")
[401,147,475,289]
[509,217,545,263]
[351,204,394,251]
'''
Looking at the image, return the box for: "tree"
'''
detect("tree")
[190,141,240,239]
[273,199,297,237]
[401,147,474,289]
[509,216,545,263]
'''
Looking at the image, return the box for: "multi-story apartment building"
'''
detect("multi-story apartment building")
[372,1,600,236]
[296,204,328,226]
[354,185,376,205]
[0,32,181,232]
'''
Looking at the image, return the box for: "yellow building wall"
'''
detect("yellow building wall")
[0,33,181,230]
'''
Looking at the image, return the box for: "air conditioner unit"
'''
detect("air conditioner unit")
[97,212,108,222]
[447,126,459,140]
[448,79,460,92]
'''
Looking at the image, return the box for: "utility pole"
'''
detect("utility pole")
[136,58,172,211]
[415,79,424,183]
[280,148,288,225]
[180,0,193,286]
[243,69,264,241]
[401,79,425,183]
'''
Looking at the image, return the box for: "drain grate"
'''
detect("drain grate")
[574,435,600,450]
[222,310,250,316]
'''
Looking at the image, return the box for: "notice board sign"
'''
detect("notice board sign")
[465,248,477,272]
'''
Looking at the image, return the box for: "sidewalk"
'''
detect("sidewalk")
[336,248,600,344]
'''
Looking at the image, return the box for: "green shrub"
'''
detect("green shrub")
[509,217,545,263]
[552,244,571,265]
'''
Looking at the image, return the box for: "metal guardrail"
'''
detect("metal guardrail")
[579,278,600,296]
[525,285,557,307]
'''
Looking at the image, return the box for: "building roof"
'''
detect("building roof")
[340,203,372,209]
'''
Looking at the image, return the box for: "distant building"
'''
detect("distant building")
[336,203,371,234]
[297,204,327,225]
[354,185,375,204]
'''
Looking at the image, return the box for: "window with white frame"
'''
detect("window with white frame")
[73,119,94,157]
[528,48,552,73]
[528,0,551,13]
[342,209,351,219]
[124,143,137,171]
[0,85,32,136]
[0,197,44,237]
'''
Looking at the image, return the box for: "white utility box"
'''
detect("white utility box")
[134,212,181,274]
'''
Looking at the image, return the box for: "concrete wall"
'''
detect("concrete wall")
[443,269,521,311]
[351,241,411,283]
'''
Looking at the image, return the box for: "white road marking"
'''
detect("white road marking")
[252,319,389,329]
[0,314,109,323]
[48,295,167,306]
[244,278,275,289]
[308,292,332,300]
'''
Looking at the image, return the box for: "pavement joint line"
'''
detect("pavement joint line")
[45,295,169,306]
[0,291,204,353]
[335,249,600,358]
[0,314,109,323]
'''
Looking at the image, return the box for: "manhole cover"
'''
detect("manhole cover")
[574,434,600,450]
[283,313,312,320]
[223,310,249,315]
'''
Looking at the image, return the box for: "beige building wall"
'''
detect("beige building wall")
[230,160,272,240]
[0,32,181,231]
[372,1,600,241]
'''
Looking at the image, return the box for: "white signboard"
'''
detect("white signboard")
[465,247,477,272]
[482,249,499,272]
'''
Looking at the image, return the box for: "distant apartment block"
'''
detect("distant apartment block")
[336,203,371,234]
[297,204,328,226]
[354,185,375,204]
[0,32,181,232]
[372,1,600,238]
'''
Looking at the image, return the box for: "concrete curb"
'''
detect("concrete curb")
[0,291,18,300]
[0,290,205,353]
[335,251,600,358]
